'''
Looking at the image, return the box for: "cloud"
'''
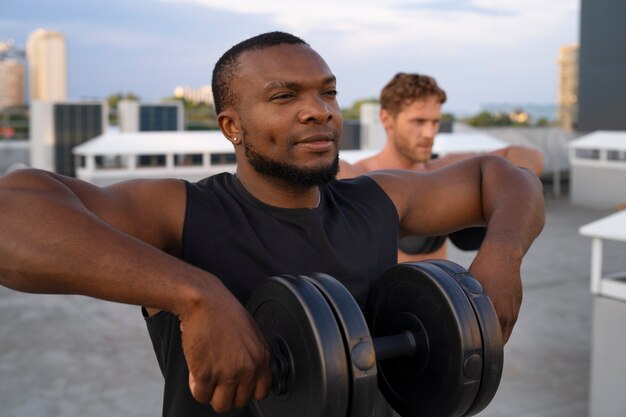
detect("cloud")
[156,0,579,112]
[2,0,580,113]
[395,0,515,16]
[162,0,578,54]
[0,20,22,30]
[70,26,170,49]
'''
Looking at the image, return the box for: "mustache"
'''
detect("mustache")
[287,127,341,143]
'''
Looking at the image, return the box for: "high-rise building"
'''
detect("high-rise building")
[26,28,67,102]
[117,100,184,132]
[30,100,106,177]
[0,59,25,108]
[578,0,626,131]
[557,45,579,132]
[173,85,214,105]
[0,42,26,108]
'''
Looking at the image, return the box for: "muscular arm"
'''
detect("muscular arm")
[426,145,545,176]
[0,169,271,412]
[0,169,188,300]
[370,156,545,342]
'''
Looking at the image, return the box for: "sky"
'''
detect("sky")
[2,0,580,115]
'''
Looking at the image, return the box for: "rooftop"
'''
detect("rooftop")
[569,131,626,151]
[0,192,624,417]
[73,129,231,156]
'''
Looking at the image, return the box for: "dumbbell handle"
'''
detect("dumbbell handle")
[373,331,417,361]
[270,330,419,396]
[269,339,290,395]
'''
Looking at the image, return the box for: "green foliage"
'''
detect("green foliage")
[158,96,218,130]
[341,97,379,120]
[0,105,29,139]
[341,100,458,123]
[107,92,140,125]
[107,92,139,110]
[463,111,512,127]
[460,110,556,128]
[536,117,552,127]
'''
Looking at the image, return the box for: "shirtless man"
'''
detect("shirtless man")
[0,32,544,416]
[339,73,544,262]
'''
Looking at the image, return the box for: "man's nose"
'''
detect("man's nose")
[423,122,439,139]
[299,96,334,124]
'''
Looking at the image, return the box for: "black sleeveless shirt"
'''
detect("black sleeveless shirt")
[145,173,399,417]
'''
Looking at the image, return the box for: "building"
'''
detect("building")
[30,100,107,177]
[173,85,214,105]
[557,45,579,131]
[26,29,67,102]
[359,103,386,150]
[0,58,25,108]
[568,130,626,209]
[578,0,626,131]
[117,100,184,132]
[73,130,235,186]
[0,139,29,174]
[0,42,26,108]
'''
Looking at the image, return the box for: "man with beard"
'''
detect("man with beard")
[339,72,545,262]
[0,32,545,417]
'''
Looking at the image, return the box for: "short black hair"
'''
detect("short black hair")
[212,31,309,114]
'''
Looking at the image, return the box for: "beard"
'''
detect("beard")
[243,136,339,188]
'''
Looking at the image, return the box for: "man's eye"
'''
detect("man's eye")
[324,89,338,97]
[270,93,294,101]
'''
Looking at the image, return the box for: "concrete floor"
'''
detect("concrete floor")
[1,193,624,417]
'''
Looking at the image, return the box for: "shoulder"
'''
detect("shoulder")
[184,173,240,207]
[100,178,187,254]
[324,176,399,225]
[337,159,369,179]
[325,175,391,205]
[3,169,188,254]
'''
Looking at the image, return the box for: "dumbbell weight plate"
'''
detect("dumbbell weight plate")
[449,227,487,251]
[423,260,503,416]
[367,262,483,417]
[398,235,447,255]
[246,275,349,417]
[298,273,378,417]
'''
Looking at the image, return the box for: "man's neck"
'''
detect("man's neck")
[234,169,321,209]
[371,143,427,171]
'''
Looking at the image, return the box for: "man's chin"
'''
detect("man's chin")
[249,154,340,188]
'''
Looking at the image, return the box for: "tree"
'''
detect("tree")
[107,92,140,125]
[463,111,514,127]
[341,98,379,120]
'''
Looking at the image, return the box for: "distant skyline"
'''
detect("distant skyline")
[2,0,580,115]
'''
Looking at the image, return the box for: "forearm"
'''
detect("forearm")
[0,171,211,316]
[468,157,544,342]
[478,156,545,258]
[0,171,272,410]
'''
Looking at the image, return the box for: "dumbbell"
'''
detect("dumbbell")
[246,260,503,417]
[399,227,487,255]
[449,227,487,251]
[398,235,447,254]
